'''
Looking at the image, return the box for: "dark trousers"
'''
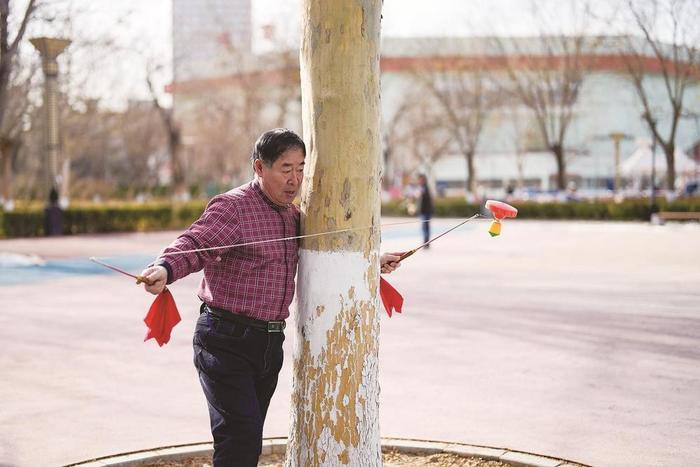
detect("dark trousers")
[193,307,284,467]
[421,214,431,244]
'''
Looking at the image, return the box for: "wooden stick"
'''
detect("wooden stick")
[89,257,153,285]
[396,214,481,263]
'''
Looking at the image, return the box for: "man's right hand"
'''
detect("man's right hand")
[140,265,167,295]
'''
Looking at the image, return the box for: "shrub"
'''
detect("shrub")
[0,201,208,238]
[2,197,698,238]
[2,209,45,237]
[381,197,700,221]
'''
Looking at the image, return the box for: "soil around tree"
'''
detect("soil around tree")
[140,450,514,466]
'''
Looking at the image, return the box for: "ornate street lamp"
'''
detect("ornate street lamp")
[29,37,70,198]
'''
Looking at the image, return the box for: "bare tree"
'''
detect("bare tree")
[146,67,186,199]
[381,96,418,189]
[494,1,601,190]
[264,41,301,129]
[274,50,301,128]
[407,123,452,187]
[623,0,700,190]
[395,95,452,174]
[416,63,492,197]
[59,98,166,200]
[0,0,38,209]
[190,88,263,188]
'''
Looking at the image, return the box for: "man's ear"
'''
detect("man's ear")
[253,159,263,176]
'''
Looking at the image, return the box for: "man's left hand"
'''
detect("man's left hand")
[380,252,402,274]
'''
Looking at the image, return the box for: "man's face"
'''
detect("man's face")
[254,148,305,206]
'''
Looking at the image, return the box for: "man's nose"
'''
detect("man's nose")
[289,172,302,185]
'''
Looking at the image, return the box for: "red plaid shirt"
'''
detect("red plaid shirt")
[157,179,300,321]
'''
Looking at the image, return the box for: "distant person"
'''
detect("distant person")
[566,180,579,202]
[684,180,698,197]
[44,188,63,236]
[505,183,515,201]
[417,174,434,246]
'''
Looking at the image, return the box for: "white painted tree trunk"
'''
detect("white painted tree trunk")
[286,1,383,466]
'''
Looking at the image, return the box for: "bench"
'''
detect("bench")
[651,211,700,224]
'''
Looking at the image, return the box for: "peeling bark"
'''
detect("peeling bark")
[287,1,383,466]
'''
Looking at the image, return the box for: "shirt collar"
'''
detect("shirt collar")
[252,178,290,212]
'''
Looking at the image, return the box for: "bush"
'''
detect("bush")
[2,209,45,237]
[173,200,208,227]
[63,205,173,234]
[381,197,700,221]
[2,197,698,238]
[0,201,209,238]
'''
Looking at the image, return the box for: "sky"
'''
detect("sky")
[13,0,671,107]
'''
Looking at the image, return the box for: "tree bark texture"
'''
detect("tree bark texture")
[287,1,383,466]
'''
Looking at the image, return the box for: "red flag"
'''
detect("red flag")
[144,289,181,346]
[379,277,403,317]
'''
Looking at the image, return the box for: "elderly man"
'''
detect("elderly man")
[140,128,399,466]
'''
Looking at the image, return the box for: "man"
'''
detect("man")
[417,174,434,247]
[140,128,400,466]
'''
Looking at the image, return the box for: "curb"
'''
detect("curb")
[65,437,591,467]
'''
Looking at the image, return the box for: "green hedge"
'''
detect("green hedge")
[1,197,698,238]
[1,200,208,238]
[381,197,700,221]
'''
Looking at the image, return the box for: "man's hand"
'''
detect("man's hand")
[380,252,402,274]
[140,265,167,295]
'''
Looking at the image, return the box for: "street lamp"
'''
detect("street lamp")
[30,37,71,199]
[641,113,659,213]
[608,132,632,193]
[593,132,632,194]
[650,126,658,213]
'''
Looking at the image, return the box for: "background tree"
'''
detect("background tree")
[381,92,428,190]
[416,62,492,197]
[0,0,38,209]
[146,65,186,200]
[622,0,700,190]
[494,0,600,190]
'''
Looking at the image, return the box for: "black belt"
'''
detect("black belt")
[202,304,286,333]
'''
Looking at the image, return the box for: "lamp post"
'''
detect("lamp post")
[593,132,632,194]
[30,37,70,199]
[608,132,632,193]
[650,126,658,213]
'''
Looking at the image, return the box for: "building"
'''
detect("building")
[172,0,252,82]
[380,36,700,197]
[169,32,700,196]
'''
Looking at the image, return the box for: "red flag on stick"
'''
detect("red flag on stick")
[379,277,403,317]
[143,288,181,346]
[89,258,182,346]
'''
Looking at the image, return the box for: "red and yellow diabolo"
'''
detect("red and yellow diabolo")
[485,200,518,237]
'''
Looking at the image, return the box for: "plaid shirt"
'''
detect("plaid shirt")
[157,179,300,321]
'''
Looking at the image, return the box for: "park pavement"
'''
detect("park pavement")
[0,219,699,467]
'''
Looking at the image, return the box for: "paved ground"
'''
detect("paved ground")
[1,219,698,467]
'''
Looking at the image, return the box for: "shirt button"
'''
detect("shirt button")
[215,256,222,262]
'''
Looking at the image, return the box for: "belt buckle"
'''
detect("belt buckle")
[267,321,285,333]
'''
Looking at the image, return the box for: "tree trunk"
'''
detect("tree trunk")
[169,127,186,199]
[552,144,566,190]
[0,138,12,209]
[664,142,676,191]
[464,150,476,199]
[287,1,383,466]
